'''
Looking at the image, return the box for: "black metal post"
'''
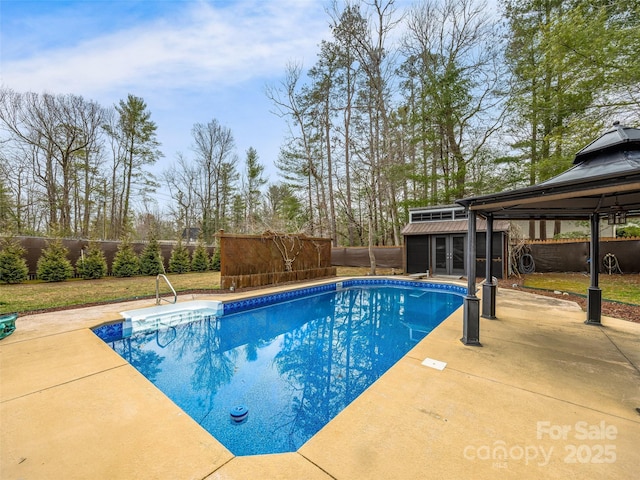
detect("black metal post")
[482,214,497,319]
[462,211,481,346]
[586,214,602,325]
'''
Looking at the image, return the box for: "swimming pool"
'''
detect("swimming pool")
[94,279,465,456]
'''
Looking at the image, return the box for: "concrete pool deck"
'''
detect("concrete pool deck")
[1,278,639,479]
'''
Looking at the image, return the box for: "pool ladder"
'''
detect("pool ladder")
[156,274,177,305]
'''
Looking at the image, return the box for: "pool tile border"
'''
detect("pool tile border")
[93,279,467,342]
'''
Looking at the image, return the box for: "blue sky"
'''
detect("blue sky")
[0,0,335,195]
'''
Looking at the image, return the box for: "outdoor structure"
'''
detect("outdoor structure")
[219,231,335,289]
[401,205,509,278]
[456,122,640,345]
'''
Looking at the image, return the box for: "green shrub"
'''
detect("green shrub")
[139,237,164,276]
[112,240,140,277]
[616,225,640,238]
[168,239,191,274]
[552,231,589,240]
[191,241,210,272]
[0,237,29,284]
[36,239,74,282]
[76,241,108,280]
[210,247,221,272]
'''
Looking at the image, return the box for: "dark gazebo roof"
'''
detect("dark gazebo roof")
[455,123,640,343]
[456,123,640,220]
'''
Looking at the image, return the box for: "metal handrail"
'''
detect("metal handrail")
[156,274,177,305]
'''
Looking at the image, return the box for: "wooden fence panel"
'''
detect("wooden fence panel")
[219,231,335,289]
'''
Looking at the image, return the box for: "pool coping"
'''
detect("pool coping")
[1,275,639,479]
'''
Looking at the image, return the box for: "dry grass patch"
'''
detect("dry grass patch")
[0,272,221,314]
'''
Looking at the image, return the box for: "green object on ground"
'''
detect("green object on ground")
[0,313,17,339]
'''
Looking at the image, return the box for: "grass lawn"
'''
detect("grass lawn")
[521,272,640,305]
[1,268,637,316]
[0,272,222,315]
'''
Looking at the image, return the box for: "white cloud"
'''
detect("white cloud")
[1,0,329,98]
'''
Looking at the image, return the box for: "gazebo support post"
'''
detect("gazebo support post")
[586,213,602,325]
[482,214,497,319]
[461,211,481,346]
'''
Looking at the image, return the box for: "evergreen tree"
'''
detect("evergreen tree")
[76,241,108,280]
[0,178,17,234]
[242,147,267,233]
[210,247,221,272]
[112,239,140,277]
[36,239,74,282]
[0,237,29,284]
[191,241,210,272]
[168,238,191,273]
[139,237,164,276]
[104,94,162,239]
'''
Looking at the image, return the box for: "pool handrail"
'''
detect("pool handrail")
[156,274,177,305]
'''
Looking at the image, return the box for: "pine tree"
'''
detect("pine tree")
[139,237,164,276]
[168,238,191,274]
[112,239,140,277]
[210,247,221,272]
[36,239,74,282]
[0,237,29,284]
[76,241,108,280]
[104,94,162,238]
[191,241,210,272]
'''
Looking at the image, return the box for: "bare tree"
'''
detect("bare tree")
[267,62,324,236]
[163,152,199,243]
[191,119,238,242]
[401,0,505,203]
[0,88,106,236]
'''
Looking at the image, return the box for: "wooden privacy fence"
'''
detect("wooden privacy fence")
[219,231,336,289]
[331,246,403,269]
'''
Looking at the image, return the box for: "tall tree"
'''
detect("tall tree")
[0,89,106,236]
[104,94,161,239]
[163,153,198,243]
[242,147,267,233]
[267,62,324,236]
[190,119,238,242]
[501,0,639,238]
[333,0,401,269]
[327,2,363,246]
[401,0,504,204]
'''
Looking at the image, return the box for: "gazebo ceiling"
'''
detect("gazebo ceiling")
[457,123,640,220]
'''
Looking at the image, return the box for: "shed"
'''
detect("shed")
[402,205,510,278]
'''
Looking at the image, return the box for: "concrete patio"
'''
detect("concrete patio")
[1,279,639,479]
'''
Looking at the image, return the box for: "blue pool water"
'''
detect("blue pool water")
[95,280,464,456]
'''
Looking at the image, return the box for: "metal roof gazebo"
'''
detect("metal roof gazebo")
[456,122,640,346]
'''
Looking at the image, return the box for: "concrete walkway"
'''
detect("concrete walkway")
[1,281,638,479]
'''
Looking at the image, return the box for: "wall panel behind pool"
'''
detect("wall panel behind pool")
[219,231,335,289]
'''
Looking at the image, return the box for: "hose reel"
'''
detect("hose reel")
[518,253,535,274]
[602,253,623,275]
